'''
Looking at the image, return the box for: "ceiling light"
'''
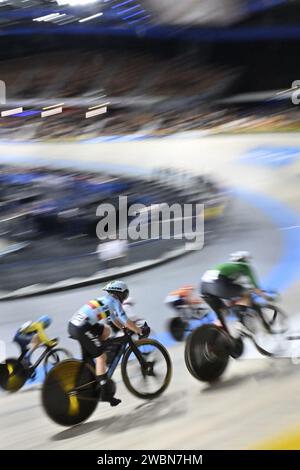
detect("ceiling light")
[79,12,103,23]
[56,0,99,6]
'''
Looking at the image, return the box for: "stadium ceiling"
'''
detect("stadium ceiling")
[0,0,289,31]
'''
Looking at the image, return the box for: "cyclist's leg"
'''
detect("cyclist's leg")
[204,294,229,332]
[28,333,42,355]
[201,281,230,332]
[212,279,254,334]
[13,331,33,362]
[94,324,121,406]
[95,324,111,376]
[235,291,252,308]
[68,321,121,406]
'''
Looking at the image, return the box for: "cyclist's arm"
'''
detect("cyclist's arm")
[30,322,54,347]
[242,265,269,299]
[111,301,142,335]
[125,319,142,335]
[110,317,124,330]
[253,288,270,300]
[242,264,259,289]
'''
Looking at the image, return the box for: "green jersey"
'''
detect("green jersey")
[203,262,259,288]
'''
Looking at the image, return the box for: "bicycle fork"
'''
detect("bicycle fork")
[128,340,154,376]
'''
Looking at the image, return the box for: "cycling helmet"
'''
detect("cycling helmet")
[37,315,52,328]
[103,280,129,303]
[229,251,251,263]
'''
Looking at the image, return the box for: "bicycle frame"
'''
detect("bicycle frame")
[106,336,128,379]
[219,302,285,357]
[30,346,54,370]
[173,304,209,321]
[74,330,149,390]
[14,344,53,374]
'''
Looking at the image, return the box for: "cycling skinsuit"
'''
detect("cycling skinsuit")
[14,321,52,354]
[165,286,202,310]
[68,295,129,358]
[201,262,259,316]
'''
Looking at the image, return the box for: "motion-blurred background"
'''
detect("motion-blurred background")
[0,1,299,140]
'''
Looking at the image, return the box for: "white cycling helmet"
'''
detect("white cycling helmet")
[103,280,129,302]
[229,251,252,263]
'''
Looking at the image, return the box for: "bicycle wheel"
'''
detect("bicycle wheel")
[121,339,172,400]
[43,348,72,375]
[241,305,289,356]
[260,304,289,334]
[0,358,29,392]
[168,317,187,342]
[185,325,229,383]
[42,359,100,426]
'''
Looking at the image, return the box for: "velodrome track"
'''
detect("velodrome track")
[2,134,300,449]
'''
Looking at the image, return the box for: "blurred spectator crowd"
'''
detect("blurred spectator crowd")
[0,49,237,140]
[0,164,225,245]
[1,50,231,99]
[0,49,297,140]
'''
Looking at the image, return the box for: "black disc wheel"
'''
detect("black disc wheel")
[185,325,230,383]
[168,317,187,342]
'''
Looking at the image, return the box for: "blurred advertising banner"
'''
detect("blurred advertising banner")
[145,0,287,26]
[146,0,245,26]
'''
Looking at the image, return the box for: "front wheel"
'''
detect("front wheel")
[185,325,230,383]
[121,339,172,400]
[43,348,73,375]
[0,358,29,392]
[42,359,100,426]
[260,304,289,335]
[241,304,289,356]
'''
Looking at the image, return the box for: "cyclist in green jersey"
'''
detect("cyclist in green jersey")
[200,251,271,330]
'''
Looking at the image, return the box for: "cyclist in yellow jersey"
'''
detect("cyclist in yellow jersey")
[14,315,57,367]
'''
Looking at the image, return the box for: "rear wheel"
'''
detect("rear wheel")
[168,317,187,342]
[185,325,229,382]
[0,358,29,392]
[42,359,100,426]
[121,339,172,399]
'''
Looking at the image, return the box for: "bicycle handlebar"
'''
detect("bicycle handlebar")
[121,321,150,338]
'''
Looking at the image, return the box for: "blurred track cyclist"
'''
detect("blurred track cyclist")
[165,285,206,312]
[68,280,150,407]
[14,315,56,370]
[200,251,272,331]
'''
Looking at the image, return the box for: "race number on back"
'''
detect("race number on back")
[201,270,220,283]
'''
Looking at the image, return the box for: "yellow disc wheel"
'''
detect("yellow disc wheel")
[42,359,100,426]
